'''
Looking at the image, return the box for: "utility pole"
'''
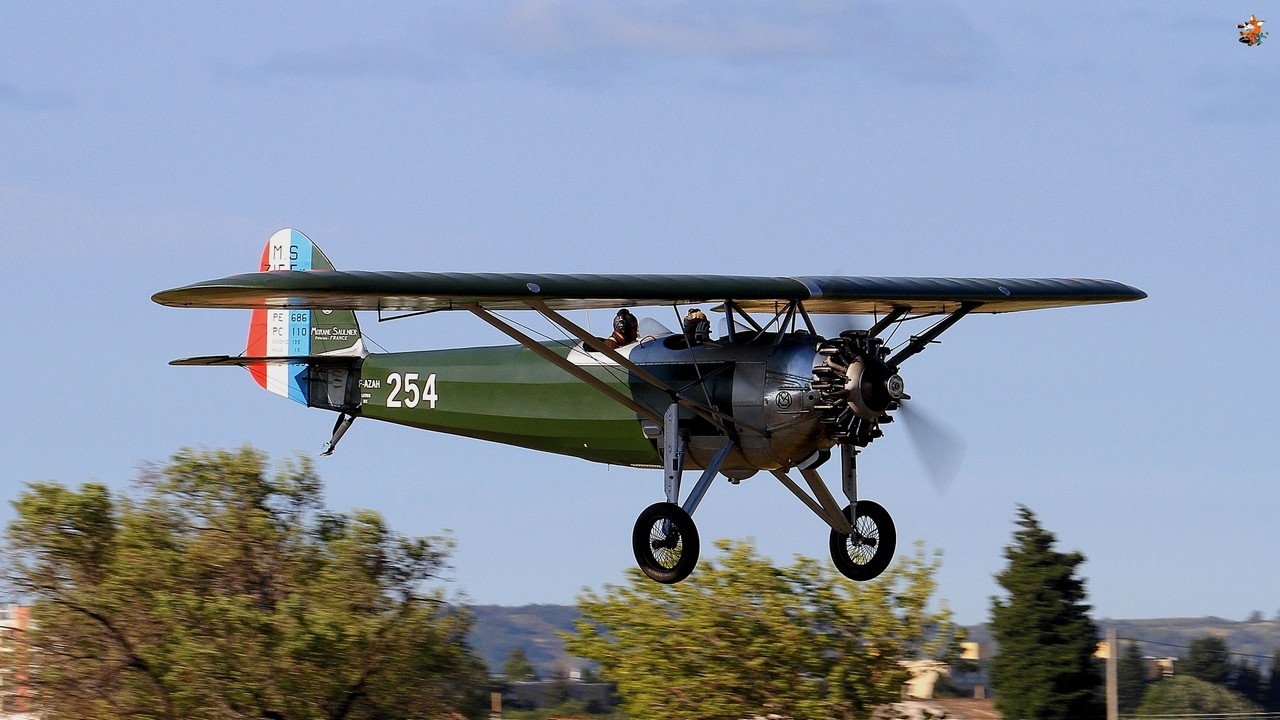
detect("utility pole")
[1106,627,1119,720]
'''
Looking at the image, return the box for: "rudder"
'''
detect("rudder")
[246,229,364,403]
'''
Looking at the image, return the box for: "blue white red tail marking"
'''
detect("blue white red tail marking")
[243,229,365,404]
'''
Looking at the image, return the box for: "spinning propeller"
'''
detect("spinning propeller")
[897,399,966,493]
[813,330,966,492]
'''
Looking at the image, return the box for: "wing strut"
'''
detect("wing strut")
[521,299,767,437]
[465,304,664,425]
[524,299,677,395]
[868,306,910,338]
[725,300,764,334]
[887,302,980,367]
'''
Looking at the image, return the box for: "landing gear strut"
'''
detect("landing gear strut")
[631,404,733,584]
[633,394,903,583]
[771,444,898,582]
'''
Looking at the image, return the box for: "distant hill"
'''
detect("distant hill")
[469,605,1280,675]
[965,616,1280,663]
[1103,616,1280,663]
[468,604,584,676]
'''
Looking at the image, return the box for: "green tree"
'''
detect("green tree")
[503,647,537,681]
[4,446,485,720]
[988,506,1102,720]
[1232,659,1263,704]
[1264,648,1280,711]
[1136,675,1262,716]
[567,539,957,720]
[544,662,573,706]
[1182,635,1231,685]
[1117,641,1148,714]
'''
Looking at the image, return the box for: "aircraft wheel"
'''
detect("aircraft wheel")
[829,500,896,581]
[632,502,700,584]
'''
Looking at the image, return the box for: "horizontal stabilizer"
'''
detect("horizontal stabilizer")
[170,355,358,367]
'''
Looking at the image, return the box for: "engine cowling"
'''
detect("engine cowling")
[633,331,903,472]
[723,335,830,470]
[726,332,904,469]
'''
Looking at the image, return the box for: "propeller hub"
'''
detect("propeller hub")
[812,333,902,446]
[843,359,902,419]
[811,333,966,487]
[886,374,905,400]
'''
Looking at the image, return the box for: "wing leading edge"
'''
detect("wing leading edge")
[152,271,1145,315]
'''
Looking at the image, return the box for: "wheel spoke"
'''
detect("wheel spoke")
[648,519,684,570]
[828,500,896,582]
[632,502,700,583]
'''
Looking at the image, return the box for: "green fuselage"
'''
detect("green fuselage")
[355,344,663,467]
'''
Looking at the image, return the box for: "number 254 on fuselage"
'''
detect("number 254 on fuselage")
[154,229,1145,585]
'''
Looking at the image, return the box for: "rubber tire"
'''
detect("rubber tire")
[631,502,700,584]
[829,500,896,581]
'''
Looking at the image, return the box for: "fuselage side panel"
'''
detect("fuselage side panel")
[356,345,662,466]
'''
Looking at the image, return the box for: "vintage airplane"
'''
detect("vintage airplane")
[153,229,1145,584]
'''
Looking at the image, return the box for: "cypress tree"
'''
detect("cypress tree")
[1263,648,1280,712]
[1232,659,1263,705]
[1118,641,1148,714]
[989,506,1103,720]
[503,647,537,681]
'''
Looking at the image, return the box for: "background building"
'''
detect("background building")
[0,605,34,719]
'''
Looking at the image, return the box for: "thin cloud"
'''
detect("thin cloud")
[226,44,461,84]
[0,80,70,110]
[497,0,997,83]
[226,1,996,88]
[499,1,822,59]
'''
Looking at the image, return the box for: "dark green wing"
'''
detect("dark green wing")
[153,271,1145,315]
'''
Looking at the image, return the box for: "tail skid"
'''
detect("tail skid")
[168,229,368,455]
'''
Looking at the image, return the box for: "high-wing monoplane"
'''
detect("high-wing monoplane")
[153,229,1145,584]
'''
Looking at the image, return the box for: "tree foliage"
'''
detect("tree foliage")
[567,539,958,720]
[1182,635,1231,685]
[1231,659,1263,704]
[1136,675,1262,717]
[1117,641,1148,714]
[988,506,1102,720]
[1265,648,1280,712]
[503,647,537,681]
[4,446,485,720]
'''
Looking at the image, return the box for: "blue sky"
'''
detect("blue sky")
[2,2,1277,625]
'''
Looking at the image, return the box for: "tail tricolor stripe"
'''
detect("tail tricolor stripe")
[246,229,362,404]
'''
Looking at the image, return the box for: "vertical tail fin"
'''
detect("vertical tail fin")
[246,229,364,403]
